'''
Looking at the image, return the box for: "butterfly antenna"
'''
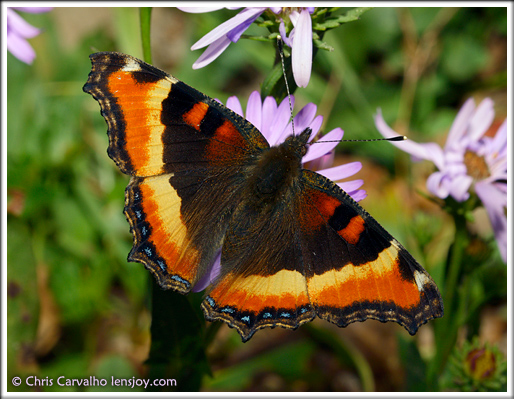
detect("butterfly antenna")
[316,136,408,143]
[277,36,405,145]
[277,36,296,136]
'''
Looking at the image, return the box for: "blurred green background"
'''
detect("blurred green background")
[7,7,507,392]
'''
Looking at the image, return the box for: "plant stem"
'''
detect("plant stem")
[427,209,468,389]
[140,7,153,64]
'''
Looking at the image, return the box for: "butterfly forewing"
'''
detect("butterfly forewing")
[84,52,268,292]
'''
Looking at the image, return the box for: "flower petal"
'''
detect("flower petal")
[226,95,243,117]
[302,128,343,163]
[307,151,334,171]
[448,174,472,202]
[475,181,507,263]
[317,161,362,181]
[445,149,464,164]
[278,20,293,47]
[267,96,295,145]
[227,12,261,42]
[485,119,508,177]
[306,115,323,138]
[192,250,222,292]
[489,119,507,155]
[426,171,451,199]
[260,96,278,140]
[7,8,41,38]
[413,142,447,169]
[191,7,265,50]
[245,91,262,130]
[12,7,53,13]
[374,109,400,140]
[7,29,36,64]
[344,188,367,202]
[374,109,445,167]
[192,36,231,69]
[291,103,317,134]
[445,98,475,150]
[340,181,367,201]
[291,9,312,88]
[269,7,283,14]
[468,98,494,143]
[289,10,300,26]
[338,179,364,193]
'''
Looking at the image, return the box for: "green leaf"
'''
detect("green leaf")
[398,335,428,391]
[313,38,334,51]
[146,281,210,392]
[260,52,297,101]
[314,7,373,31]
[313,19,341,31]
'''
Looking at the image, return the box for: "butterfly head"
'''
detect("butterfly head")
[282,127,312,159]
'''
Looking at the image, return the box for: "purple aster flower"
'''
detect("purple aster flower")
[193,91,366,291]
[374,98,507,262]
[7,7,52,64]
[179,7,315,87]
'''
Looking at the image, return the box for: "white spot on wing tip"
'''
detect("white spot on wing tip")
[413,270,431,292]
[122,59,142,72]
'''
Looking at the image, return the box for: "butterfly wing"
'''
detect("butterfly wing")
[297,169,444,334]
[202,167,443,341]
[83,52,269,292]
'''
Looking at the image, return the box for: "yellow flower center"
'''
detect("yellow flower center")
[464,150,490,181]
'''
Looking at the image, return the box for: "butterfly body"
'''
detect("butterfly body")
[84,52,443,342]
[245,129,308,207]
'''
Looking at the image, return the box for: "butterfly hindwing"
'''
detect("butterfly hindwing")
[84,52,269,291]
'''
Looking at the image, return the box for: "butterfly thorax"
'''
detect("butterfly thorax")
[245,129,311,207]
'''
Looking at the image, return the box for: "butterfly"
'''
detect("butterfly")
[83,52,443,342]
